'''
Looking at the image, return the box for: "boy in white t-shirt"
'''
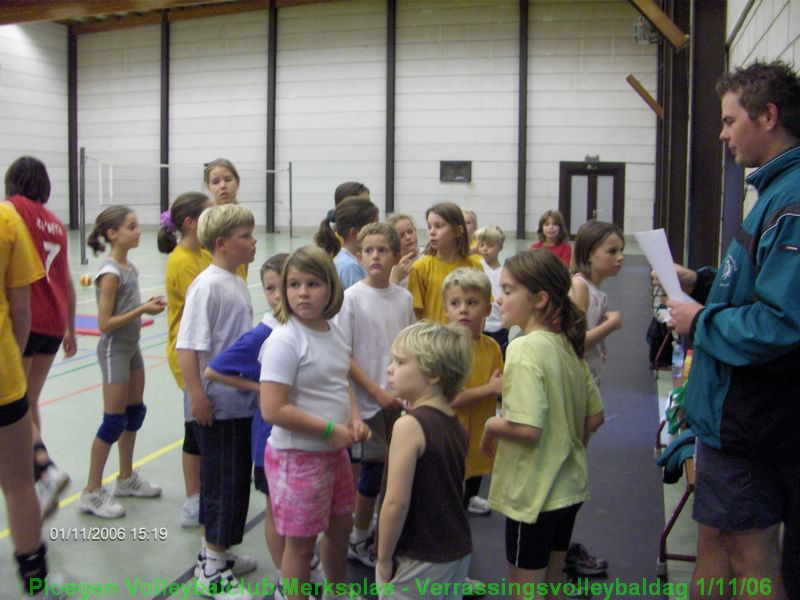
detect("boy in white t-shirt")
[336,223,416,567]
[177,204,257,600]
[474,226,508,356]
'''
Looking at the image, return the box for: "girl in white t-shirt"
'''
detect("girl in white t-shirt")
[568,220,625,385]
[260,245,371,598]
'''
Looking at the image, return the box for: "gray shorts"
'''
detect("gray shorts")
[363,407,401,462]
[693,438,782,531]
[377,554,471,600]
[96,337,143,384]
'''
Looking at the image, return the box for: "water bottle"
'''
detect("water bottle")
[672,339,685,388]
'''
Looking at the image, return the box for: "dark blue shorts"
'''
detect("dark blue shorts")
[693,438,782,531]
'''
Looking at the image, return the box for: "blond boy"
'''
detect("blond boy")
[378,322,474,597]
[177,204,258,599]
[443,267,504,515]
[336,222,415,566]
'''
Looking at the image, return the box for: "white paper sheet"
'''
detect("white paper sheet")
[634,228,694,302]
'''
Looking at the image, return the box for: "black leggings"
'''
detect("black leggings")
[463,475,482,507]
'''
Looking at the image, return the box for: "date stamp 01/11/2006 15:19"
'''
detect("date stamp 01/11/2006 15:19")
[48,526,168,542]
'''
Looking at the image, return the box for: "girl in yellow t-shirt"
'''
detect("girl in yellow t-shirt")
[158,191,213,527]
[0,202,57,594]
[481,249,605,592]
[408,202,483,323]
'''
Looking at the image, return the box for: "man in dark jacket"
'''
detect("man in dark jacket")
[668,61,800,600]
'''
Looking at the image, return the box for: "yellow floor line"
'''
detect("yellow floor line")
[0,438,183,541]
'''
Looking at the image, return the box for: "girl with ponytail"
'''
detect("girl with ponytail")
[480,249,605,592]
[159,192,213,527]
[313,196,379,289]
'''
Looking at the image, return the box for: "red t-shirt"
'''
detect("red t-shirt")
[531,241,572,267]
[8,195,70,337]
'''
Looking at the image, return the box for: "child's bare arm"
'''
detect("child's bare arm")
[348,383,371,443]
[8,285,31,351]
[179,349,214,426]
[260,381,353,449]
[97,274,165,334]
[583,411,605,448]
[481,415,540,458]
[349,358,402,410]
[568,277,621,350]
[204,366,259,393]
[451,369,502,409]
[585,312,622,350]
[377,415,424,583]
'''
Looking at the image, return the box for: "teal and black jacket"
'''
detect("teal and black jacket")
[684,145,800,459]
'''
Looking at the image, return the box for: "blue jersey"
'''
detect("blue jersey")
[208,315,277,465]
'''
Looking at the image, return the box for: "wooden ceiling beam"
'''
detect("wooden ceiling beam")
[0,1,235,26]
[167,0,267,22]
[69,12,163,34]
[629,0,689,50]
[1,0,333,27]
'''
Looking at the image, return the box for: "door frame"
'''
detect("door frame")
[558,161,626,237]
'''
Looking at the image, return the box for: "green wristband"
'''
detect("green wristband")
[321,420,335,441]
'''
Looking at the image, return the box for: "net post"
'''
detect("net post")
[289,161,293,238]
[79,147,88,265]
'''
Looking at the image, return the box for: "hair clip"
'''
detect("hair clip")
[160,210,176,233]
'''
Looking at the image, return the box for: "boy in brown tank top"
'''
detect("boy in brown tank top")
[377,321,474,600]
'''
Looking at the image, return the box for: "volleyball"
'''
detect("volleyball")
[80,274,92,287]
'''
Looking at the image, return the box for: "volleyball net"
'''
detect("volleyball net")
[77,148,293,264]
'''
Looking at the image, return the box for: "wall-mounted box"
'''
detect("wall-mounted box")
[440,161,472,183]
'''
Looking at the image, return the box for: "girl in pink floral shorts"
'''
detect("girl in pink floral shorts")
[260,245,371,599]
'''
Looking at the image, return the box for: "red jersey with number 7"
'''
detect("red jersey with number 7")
[8,195,70,337]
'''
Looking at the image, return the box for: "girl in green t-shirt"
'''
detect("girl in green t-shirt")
[481,249,605,593]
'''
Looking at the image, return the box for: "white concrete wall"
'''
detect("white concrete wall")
[527,0,657,235]
[77,26,162,225]
[1,0,660,234]
[727,0,800,215]
[395,0,519,231]
[170,11,269,225]
[276,1,387,231]
[0,22,69,222]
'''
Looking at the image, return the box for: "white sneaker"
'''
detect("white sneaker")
[195,566,254,600]
[194,551,257,578]
[181,495,200,528]
[36,465,70,520]
[467,496,491,515]
[77,487,125,519]
[226,551,256,576]
[347,536,376,567]
[113,470,162,497]
[309,554,324,585]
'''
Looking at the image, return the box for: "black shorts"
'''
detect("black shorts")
[0,395,29,427]
[506,503,582,570]
[253,463,269,496]
[182,421,201,456]
[23,332,62,357]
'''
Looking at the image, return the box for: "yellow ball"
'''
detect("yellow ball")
[80,274,92,287]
